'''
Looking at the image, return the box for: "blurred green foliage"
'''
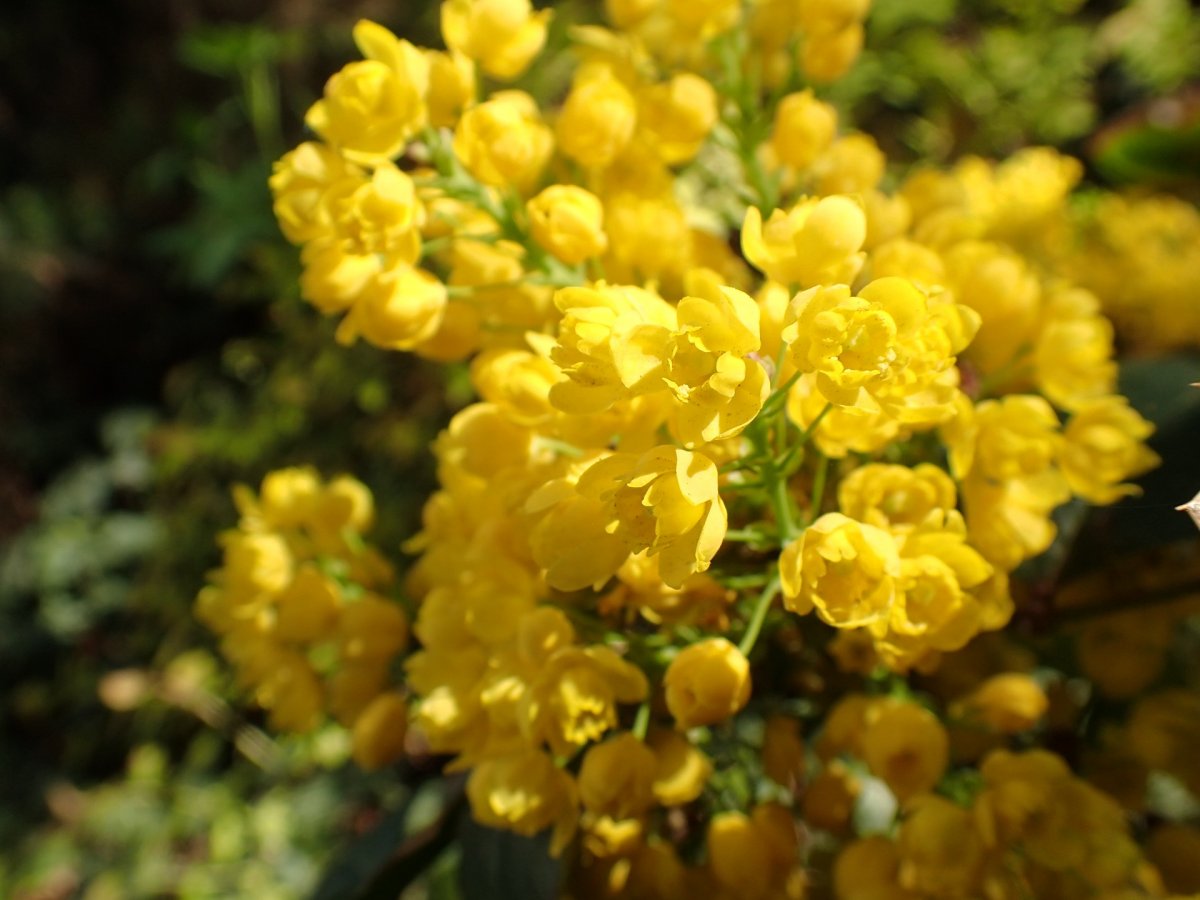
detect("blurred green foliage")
[834,0,1200,165]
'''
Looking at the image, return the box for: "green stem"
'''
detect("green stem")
[738,574,782,656]
[808,453,829,524]
[632,702,651,740]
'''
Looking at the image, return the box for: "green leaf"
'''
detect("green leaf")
[457,817,561,900]
[309,780,464,900]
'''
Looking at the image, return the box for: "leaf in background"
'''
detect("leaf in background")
[457,816,561,900]
[1090,90,1200,188]
[309,778,464,900]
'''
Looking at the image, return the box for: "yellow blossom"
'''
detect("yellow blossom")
[304,21,428,165]
[742,195,866,288]
[896,794,985,896]
[1059,396,1159,504]
[556,68,638,169]
[269,142,360,245]
[351,691,408,771]
[335,264,447,351]
[424,48,476,128]
[664,637,751,729]
[647,729,713,804]
[772,90,838,170]
[574,446,728,588]
[813,132,885,195]
[522,645,648,755]
[838,463,958,531]
[955,673,1048,734]
[453,91,553,193]
[803,760,860,832]
[782,277,978,425]
[862,700,949,802]
[578,732,658,818]
[441,0,551,80]
[779,512,900,630]
[527,185,608,264]
[466,750,579,854]
[636,73,718,165]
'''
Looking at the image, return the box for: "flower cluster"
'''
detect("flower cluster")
[195,1,1200,896]
[196,468,409,769]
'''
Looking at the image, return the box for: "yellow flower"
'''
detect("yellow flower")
[956,673,1048,734]
[761,715,806,791]
[602,189,691,282]
[961,470,1070,572]
[248,644,324,733]
[786,372,903,458]
[545,282,678,414]
[1033,286,1116,411]
[269,142,359,245]
[556,67,638,169]
[351,691,408,771]
[943,240,1040,377]
[466,750,578,854]
[957,394,1062,483]
[663,282,770,446]
[423,49,476,128]
[813,132,885,195]
[327,161,422,261]
[636,73,718,165]
[470,348,559,425]
[299,239,380,314]
[440,0,551,80]
[892,511,992,638]
[521,645,648,755]
[779,512,900,630]
[706,806,799,899]
[896,794,985,896]
[663,637,751,729]
[220,532,294,600]
[304,21,428,165]
[771,90,838,170]
[862,700,949,802]
[273,564,341,643]
[838,463,958,531]
[576,446,728,589]
[742,195,866,288]
[800,23,865,84]
[578,732,658,818]
[804,762,862,834]
[252,467,321,529]
[339,594,408,665]
[526,185,608,265]
[647,729,713,804]
[1059,396,1159,504]
[783,277,979,425]
[834,837,915,900]
[453,91,553,193]
[335,264,447,351]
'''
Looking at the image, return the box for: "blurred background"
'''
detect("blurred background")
[1,0,1198,897]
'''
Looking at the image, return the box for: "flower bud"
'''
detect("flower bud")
[578,732,657,818]
[664,637,751,729]
[351,691,409,770]
[772,90,837,170]
[527,185,608,264]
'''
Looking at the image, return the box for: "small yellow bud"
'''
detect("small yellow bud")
[664,637,751,729]
[556,70,638,169]
[351,691,409,771]
[526,185,608,265]
[578,732,657,818]
[772,90,837,170]
[958,673,1048,734]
